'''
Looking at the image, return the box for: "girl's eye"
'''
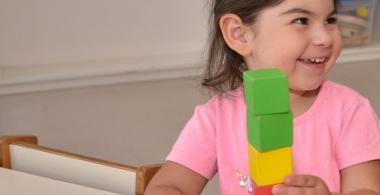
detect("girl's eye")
[325,17,337,24]
[293,18,308,25]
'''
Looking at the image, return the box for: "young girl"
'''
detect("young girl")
[145,0,380,194]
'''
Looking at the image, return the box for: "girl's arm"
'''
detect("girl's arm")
[144,161,208,195]
[336,160,380,195]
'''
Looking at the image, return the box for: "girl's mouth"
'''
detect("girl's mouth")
[298,57,328,69]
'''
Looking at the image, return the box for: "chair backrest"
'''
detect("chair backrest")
[0,135,161,195]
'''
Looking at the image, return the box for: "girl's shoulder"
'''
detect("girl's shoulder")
[195,87,245,117]
[292,80,372,126]
[203,87,245,107]
[321,80,369,105]
[323,80,362,96]
[309,80,374,122]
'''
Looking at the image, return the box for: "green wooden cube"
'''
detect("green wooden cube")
[243,69,290,115]
[247,112,293,152]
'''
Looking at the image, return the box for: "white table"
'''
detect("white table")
[0,167,121,195]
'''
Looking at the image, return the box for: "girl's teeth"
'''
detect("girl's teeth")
[302,58,325,63]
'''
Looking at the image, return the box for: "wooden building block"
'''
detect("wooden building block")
[247,112,293,152]
[243,69,290,115]
[254,184,274,195]
[248,144,293,186]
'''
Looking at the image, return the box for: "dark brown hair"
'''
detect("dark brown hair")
[202,0,340,94]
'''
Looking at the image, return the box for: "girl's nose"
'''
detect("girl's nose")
[311,26,333,48]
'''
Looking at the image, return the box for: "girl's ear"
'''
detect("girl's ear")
[219,13,253,57]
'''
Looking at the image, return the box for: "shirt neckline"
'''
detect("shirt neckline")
[294,80,329,126]
[238,80,329,125]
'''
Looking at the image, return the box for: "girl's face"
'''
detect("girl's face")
[245,0,342,93]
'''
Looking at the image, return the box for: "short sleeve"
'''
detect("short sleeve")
[335,98,380,170]
[166,104,218,179]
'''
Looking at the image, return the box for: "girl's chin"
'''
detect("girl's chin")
[290,82,323,94]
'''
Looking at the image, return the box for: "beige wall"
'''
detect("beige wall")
[0,77,206,164]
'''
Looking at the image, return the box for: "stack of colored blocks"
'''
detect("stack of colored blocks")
[243,69,294,195]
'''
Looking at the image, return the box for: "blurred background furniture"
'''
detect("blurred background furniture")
[0,135,161,195]
[0,166,121,195]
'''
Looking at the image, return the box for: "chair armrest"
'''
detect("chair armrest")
[136,163,162,195]
[0,135,38,168]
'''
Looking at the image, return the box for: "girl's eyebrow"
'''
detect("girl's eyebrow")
[280,8,337,17]
[280,8,313,15]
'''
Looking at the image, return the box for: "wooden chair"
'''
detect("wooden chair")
[0,135,161,195]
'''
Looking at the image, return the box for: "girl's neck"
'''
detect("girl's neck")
[289,88,319,118]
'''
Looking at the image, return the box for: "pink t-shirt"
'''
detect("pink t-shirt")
[166,80,380,194]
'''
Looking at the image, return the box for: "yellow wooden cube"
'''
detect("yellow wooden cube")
[248,144,293,186]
